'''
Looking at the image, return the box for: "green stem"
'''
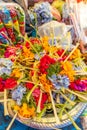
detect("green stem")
[66,89,87,101]
[37,106,47,119]
[58,102,67,119]
[29,41,40,56]
[12,66,38,71]
[21,80,42,86]
[45,103,65,108]
[0,44,9,47]
[19,30,40,56]
[55,104,65,107]
[60,92,75,106]
[64,110,81,130]
[26,82,39,102]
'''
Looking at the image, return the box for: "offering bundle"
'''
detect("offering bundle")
[0,2,87,130]
[0,3,25,45]
[0,34,87,129]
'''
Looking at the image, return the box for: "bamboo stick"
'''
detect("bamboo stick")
[49,90,60,124]
[4,89,9,116]
[6,113,18,130]
[37,90,42,113]
[64,43,79,62]
[0,99,12,103]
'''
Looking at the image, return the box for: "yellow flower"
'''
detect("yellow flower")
[70,49,81,60]
[41,36,58,58]
[22,46,34,59]
[22,103,27,109]
[28,107,35,116]
[14,105,20,111]
[41,36,50,52]
[60,61,76,81]
[41,36,49,43]
[15,103,35,118]
[62,61,73,71]
[11,68,23,79]
[49,46,58,58]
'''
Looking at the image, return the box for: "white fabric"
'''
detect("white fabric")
[78,2,87,29]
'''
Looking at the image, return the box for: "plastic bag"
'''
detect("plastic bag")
[38,20,72,49]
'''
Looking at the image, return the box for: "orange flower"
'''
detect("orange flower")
[60,61,76,81]
[14,105,20,111]
[41,36,50,52]
[39,74,52,92]
[70,49,81,60]
[11,68,23,79]
[14,103,35,118]
[41,36,58,58]
[22,46,34,59]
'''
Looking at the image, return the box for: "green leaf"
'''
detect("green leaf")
[31,43,43,53]
[26,82,39,102]
[1,74,9,80]
[47,62,61,77]
[21,94,27,104]
[0,49,5,56]
[37,106,47,119]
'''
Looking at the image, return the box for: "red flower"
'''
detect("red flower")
[69,82,76,90]
[15,44,23,49]
[64,0,82,3]
[4,78,17,90]
[4,46,21,61]
[57,49,69,61]
[32,88,40,97]
[30,38,41,44]
[26,84,48,109]
[39,55,56,74]
[34,91,48,110]
[0,78,4,92]
[25,42,30,48]
[25,82,48,109]
[41,93,48,109]
[57,49,64,56]
[25,82,34,89]
[4,47,17,62]
[31,71,34,76]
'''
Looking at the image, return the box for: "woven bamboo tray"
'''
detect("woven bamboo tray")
[7,102,87,129]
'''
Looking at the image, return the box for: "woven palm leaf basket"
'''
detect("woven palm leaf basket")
[7,102,87,129]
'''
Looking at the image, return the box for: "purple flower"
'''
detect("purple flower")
[12,85,26,105]
[49,74,70,90]
[0,58,13,76]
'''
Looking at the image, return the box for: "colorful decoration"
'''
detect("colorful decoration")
[0,33,87,128]
[0,1,87,130]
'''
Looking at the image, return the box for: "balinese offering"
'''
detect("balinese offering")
[0,33,87,129]
[0,1,87,130]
